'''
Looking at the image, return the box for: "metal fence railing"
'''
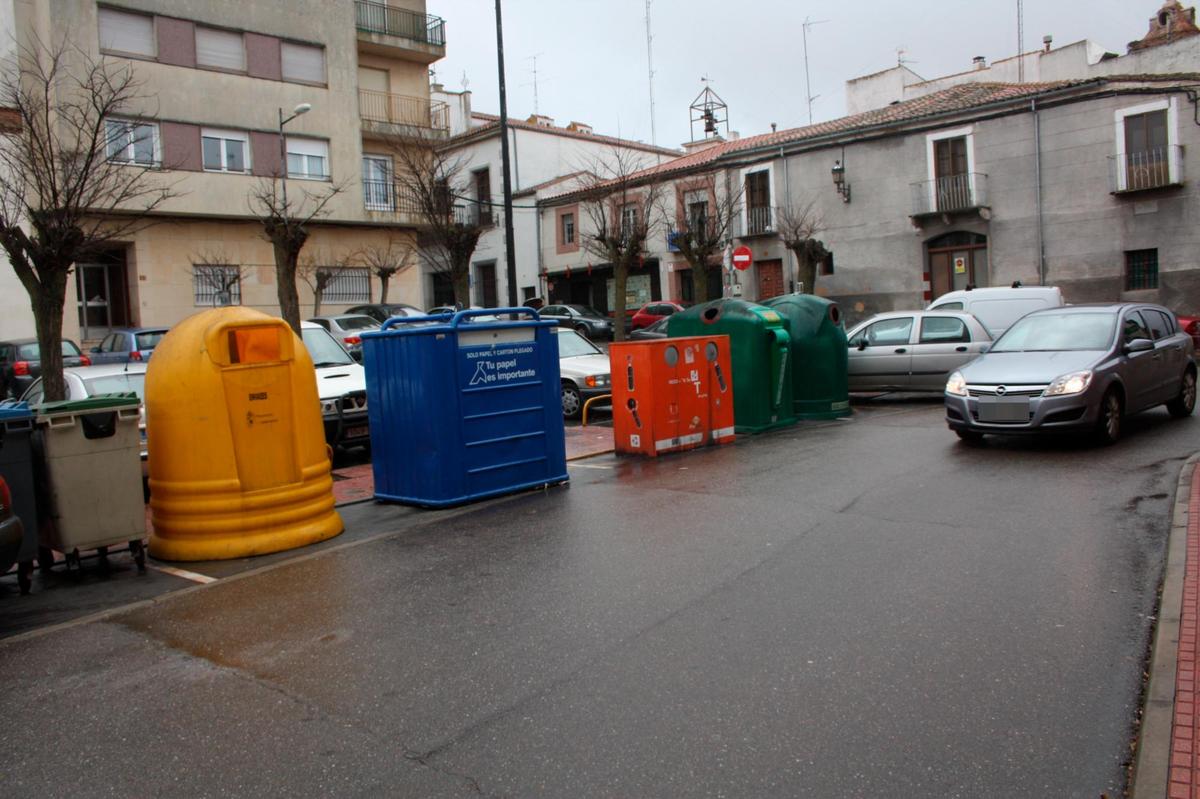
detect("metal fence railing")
[192,265,242,306]
[322,267,372,303]
[744,206,773,236]
[1108,146,1183,192]
[355,0,446,46]
[358,89,450,132]
[362,179,423,215]
[910,173,988,216]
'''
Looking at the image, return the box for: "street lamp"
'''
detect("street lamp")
[278,102,312,215]
[831,159,851,203]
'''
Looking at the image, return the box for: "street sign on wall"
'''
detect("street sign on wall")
[732,246,752,271]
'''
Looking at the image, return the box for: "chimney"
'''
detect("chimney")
[972,56,987,70]
[431,83,444,93]
[681,136,725,153]
[770,122,777,132]
[1043,34,1053,52]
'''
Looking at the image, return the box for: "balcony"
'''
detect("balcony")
[1109,146,1184,193]
[734,206,774,238]
[910,173,989,222]
[359,89,449,141]
[362,179,423,224]
[355,0,446,63]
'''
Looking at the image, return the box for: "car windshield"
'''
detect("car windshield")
[135,331,166,350]
[83,372,147,398]
[567,305,604,318]
[990,311,1116,352]
[301,328,355,367]
[555,329,602,358]
[17,340,80,359]
[337,316,380,331]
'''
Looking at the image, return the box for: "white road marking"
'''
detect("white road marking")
[570,463,614,470]
[147,564,217,584]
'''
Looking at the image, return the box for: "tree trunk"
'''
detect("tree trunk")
[612,256,629,342]
[274,240,303,335]
[691,259,708,306]
[795,251,817,295]
[33,268,69,402]
[452,267,469,307]
[379,274,390,304]
[312,289,322,317]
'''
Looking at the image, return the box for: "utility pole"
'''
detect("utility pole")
[495,0,518,306]
[645,0,657,146]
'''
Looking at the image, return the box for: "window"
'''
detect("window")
[281,42,325,84]
[1123,311,1152,342]
[105,119,158,166]
[193,265,242,306]
[856,317,913,347]
[1123,109,1169,190]
[919,317,970,343]
[1143,309,1169,340]
[745,171,770,234]
[362,155,393,209]
[287,138,329,179]
[620,204,637,240]
[201,129,249,173]
[196,26,246,71]
[561,213,575,245]
[1151,310,1177,338]
[323,268,371,303]
[685,190,708,233]
[1125,249,1159,291]
[820,252,835,276]
[473,168,493,226]
[99,8,155,58]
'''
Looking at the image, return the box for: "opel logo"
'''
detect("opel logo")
[996,385,1007,395]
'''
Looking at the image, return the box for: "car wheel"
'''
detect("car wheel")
[574,323,589,336]
[1094,388,1123,445]
[955,429,984,443]
[1167,368,1197,418]
[561,382,582,419]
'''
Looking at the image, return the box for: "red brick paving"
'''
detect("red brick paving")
[1169,466,1200,798]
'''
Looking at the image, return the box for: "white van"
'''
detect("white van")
[927,285,1064,337]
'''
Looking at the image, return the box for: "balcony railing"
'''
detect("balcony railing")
[362,179,422,215]
[355,0,445,46]
[744,206,773,236]
[910,173,988,216]
[1109,146,1183,193]
[359,89,449,133]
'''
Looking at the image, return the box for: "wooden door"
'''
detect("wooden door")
[756,259,784,300]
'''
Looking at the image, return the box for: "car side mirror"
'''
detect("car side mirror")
[856,340,868,351]
[979,344,990,353]
[90,346,101,353]
[1123,338,1154,355]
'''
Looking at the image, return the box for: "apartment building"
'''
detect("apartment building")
[1,0,446,343]
[538,2,1200,323]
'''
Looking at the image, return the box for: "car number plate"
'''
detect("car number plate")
[976,397,1030,423]
[344,425,369,439]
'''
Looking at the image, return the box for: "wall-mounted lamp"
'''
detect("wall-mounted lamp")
[831,160,851,203]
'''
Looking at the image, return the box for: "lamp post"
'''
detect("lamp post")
[278,102,312,217]
[831,159,851,203]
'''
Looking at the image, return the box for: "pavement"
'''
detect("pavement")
[0,397,1197,797]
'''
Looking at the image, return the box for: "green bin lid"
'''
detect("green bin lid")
[35,392,140,417]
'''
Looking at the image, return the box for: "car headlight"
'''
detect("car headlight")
[945,371,968,396]
[320,399,338,416]
[1045,370,1092,396]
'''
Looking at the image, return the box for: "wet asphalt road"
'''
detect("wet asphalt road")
[1,398,1196,797]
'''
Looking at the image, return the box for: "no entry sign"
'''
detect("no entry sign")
[732,246,752,271]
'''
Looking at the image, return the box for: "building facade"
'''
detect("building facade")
[4,0,447,344]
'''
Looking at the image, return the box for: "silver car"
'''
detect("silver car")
[945,303,1196,444]
[846,311,992,392]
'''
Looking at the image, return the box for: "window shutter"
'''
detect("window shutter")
[281,42,325,84]
[99,8,155,57]
[196,27,245,71]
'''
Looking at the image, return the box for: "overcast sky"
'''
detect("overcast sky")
[433,0,1158,148]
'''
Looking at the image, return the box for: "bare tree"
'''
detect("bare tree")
[671,171,742,304]
[361,237,414,304]
[298,249,358,317]
[191,248,247,307]
[576,147,664,341]
[391,144,487,306]
[0,37,177,400]
[249,176,345,335]
[776,199,829,295]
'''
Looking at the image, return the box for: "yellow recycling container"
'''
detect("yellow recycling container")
[147,307,343,561]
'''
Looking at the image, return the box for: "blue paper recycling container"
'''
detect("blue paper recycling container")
[361,308,569,507]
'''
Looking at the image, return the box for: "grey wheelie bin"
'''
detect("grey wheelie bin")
[0,400,37,593]
[34,393,147,573]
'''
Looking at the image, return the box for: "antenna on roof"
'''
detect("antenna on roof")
[801,17,827,126]
[523,53,546,115]
[460,71,470,91]
[896,46,917,67]
[644,0,658,146]
[1017,0,1025,82]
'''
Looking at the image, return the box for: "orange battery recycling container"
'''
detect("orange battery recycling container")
[610,336,735,457]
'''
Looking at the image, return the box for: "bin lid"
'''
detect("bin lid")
[0,399,33,421]
[35,392,140,418]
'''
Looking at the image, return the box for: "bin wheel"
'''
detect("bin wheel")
[65,549,82,576]
[130,540,146,573]
[17,561,32,595]
[38,546,55,573]
[97,546,110,571]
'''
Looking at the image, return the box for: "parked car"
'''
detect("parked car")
[1,338,90,399]
[927,284,1064,338]
[539,304,614,339]
[0,475,25,590]
[845,311,992,392]
[1177,314,1200,352]
[307,314,380,356]
[945,303,1195,444]
[631,301,687,331]
[19,363,150,477]
[88,327,169,365]
[630,317,670,341]
[552,327,611,419]
[345,303,425,324]
[299,322,370,450]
